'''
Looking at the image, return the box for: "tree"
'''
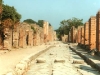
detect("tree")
[0,0,2,5]
[0,0,2,20]
[56,17,83,39]
[37,20,44,27]
[23,19,37,24]
[37,20,52,27]
[2,4,21,22]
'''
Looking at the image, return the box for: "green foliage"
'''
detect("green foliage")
[0,0,2,5]
[49,23,51,26]
[37,20,44,27]
[23,19,37,24]
[37,20,52,27]
[31,26,36,33]
[56,17,83,39]
[2,4,21,22]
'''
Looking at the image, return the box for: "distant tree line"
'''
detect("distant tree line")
[55,17,83,40]
[23,19,52,27]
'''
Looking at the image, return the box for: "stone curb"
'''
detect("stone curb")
[69,46,100,72]
[4,46,54,75]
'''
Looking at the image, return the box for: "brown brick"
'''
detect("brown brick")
[89,16,96,50]
[96,11,100,51]
[80,27,84,45]
[84,22,89,45]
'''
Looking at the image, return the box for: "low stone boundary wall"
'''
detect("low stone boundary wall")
[69,46,100,72]
[4,46,54,75]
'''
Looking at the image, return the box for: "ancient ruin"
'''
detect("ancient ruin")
[67,10,100,53]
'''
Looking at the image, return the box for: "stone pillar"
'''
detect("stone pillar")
[3,28,12,50]
[19,28,26,48]
[77,28,81,44]
[89,16,96,50]
[68,31,71,42]
[96,11,100,51]
[13,31,19,48]
[28,30,33,46]
[84,22,89,46]
[40,27,44,45]
[80,27,84,45]
[33,33,37,46]
[70,26,77,43]
[43,21,49,44]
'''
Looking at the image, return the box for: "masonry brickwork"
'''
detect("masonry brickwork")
[89,16,96,50]
[96,11,100,52]
[84,22,89,46]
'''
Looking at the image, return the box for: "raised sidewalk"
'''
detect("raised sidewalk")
[69,45,100,72]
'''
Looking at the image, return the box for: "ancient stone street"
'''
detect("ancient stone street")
[26,42,100,75]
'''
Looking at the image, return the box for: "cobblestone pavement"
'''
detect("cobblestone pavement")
[26,42,100,75]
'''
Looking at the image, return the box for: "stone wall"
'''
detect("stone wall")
[61,34,68,43]
[89,16,96,50]
[96,11,100,52]
[84,22,89,45]
[0,21,56,50]
[70,26,77,43]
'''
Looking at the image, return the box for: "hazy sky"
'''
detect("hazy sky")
[3,0,100,29]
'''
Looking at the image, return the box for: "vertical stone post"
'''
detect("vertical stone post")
[3,28,12,50]
[43,21,49,44]
[84,22,89,46]
[96,11,100,51]
[80,27,84,45]
[89,16,96,50]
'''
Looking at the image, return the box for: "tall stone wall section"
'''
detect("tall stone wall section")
[96,11,100,52]
[89,16,96,50]
[70,26,77,43]
[43,21,49,44]
[84,22,89,46]
[0,21,56,50]
[77,26,83,44]
[80,27,84,45]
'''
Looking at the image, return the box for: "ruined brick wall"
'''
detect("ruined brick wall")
[53,31,57,41]
[19,23,33,48]
[81,27,84,45]
[89,16,96,50]
[0,20,56,50]
[70,26,77,43]
[43,21,49,43]
[61,34,68,43]
[31,24,41,46]
[77,26,83,44]
[12,22,20,48]
[48,26,54,42]
[19,25,26,48]
[68,31,71,42]
[3,28,12,50]
[84,22,89,45]
[40,27,44,45]
[96,11,100,51]
[2,19,13,50]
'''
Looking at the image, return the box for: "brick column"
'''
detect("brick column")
[89,16,96,50]
[84,22,89,46]
[96,11,100,51]
[80,27,84,45]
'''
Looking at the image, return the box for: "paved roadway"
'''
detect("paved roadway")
[26,42,100,75]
